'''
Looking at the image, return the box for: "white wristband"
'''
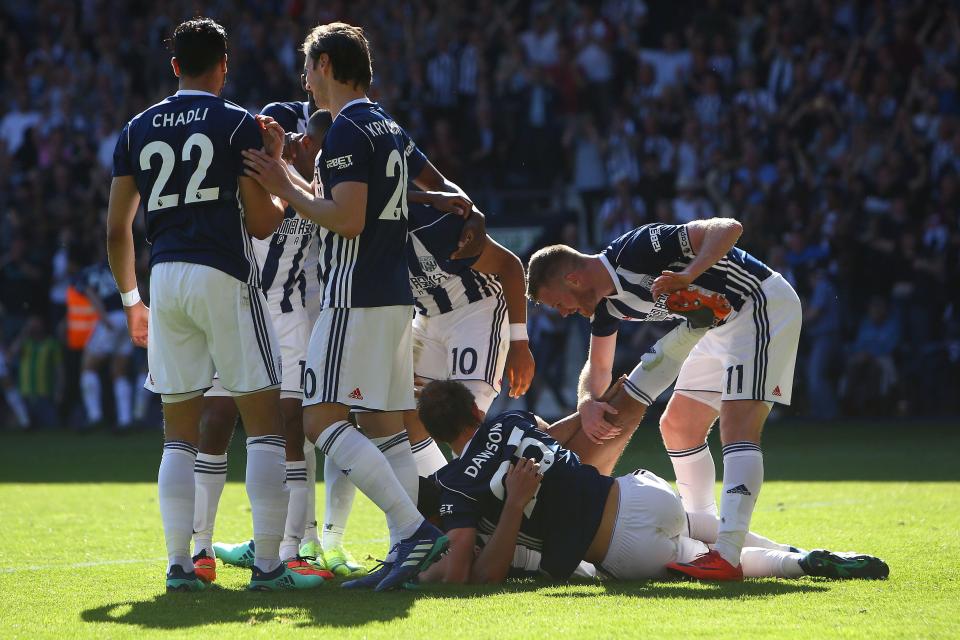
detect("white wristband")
[509,323,528,341]
[120,288,141,307]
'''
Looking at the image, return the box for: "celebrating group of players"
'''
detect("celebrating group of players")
[106,17,888,593]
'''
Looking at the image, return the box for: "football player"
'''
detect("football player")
[416,380,889,584]
[107,18,322,592]
[526,219,803,581]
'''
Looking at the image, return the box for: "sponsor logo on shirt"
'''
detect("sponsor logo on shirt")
[649,226,662,252]
[326,154,353,170]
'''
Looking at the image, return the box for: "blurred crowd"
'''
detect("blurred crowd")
[2,0,960,429]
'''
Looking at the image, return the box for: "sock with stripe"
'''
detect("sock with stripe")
[667,441,717,516]
[302,442,321,545]
[3,387,29,428]
[410,437,448,477]
[315,421,423,547]
[371,432,419,555]
[80,370,102,423]
[159,440,198,571]
[280,460,308,561]
[193,453,228,558]
[715,441,764,566]
[321,455,356,550]
[246,436,287,573]
[113,377,133,428]
[740,547,803,578]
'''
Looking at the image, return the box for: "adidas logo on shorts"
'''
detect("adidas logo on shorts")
[348,388,364,400]
[772,386,782,397]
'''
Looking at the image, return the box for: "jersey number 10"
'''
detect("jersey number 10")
[139,133,220,212]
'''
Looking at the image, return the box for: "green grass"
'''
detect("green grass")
[1,421,958,639]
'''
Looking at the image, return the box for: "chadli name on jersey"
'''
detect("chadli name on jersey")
[151,108,209,128]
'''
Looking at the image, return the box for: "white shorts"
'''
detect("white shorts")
[85,310,134,357]
[204,306,309,400]
[599,470,687,580]
[146,262,281,396]
[675,273,801,405]
[303,305,414,412]
[413,295,509,413]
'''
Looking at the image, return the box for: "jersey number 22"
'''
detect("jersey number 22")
[139,133,219,212]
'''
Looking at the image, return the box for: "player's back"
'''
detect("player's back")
[315,100,427,308]
[433,410,614,578]
[406,203,501,317]
[114,90,263,285]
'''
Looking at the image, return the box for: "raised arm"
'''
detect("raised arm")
[471,239,535,397]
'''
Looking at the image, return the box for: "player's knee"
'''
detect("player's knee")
[607,387,646,428]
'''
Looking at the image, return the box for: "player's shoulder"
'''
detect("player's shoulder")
[260,100,306,129]
[488,410,538,430]
[408,203,460,237]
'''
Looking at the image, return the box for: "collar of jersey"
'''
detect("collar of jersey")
[174,89,217,97]
[336,97,372,119]
[598,253,623,297]
[455,428,480,459]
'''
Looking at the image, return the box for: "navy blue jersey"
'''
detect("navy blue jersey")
[431,410,614,579]
[315,99,427,308]
[75,262,123,312]
[407,203,501,317]
[260,100,312,135]
[112,90,262,284]
[591,224,773,336]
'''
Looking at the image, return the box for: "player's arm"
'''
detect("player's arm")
[576,332,621,444]
[105,175,148,348]
[412,162,484,259]
[651,218,743,298]
[470,458,542,584]
[438,527,479,584]
[238,117,287,239]
[471,239,535,397]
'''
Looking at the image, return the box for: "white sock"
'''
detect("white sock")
[280,461,308,561]
[114,377,133,427]
[302,442,320,545]
[3,387,29,428]
[134,383,152,420]
[686,511,793,551]
[246,436,287,573]
[315,421,423,544]
[410,437,448,477]
[372,432,420,553]
[193,453,227,557]
[159,440,197,571]
[322,454,356,550]
[715,442,764,565]
[80,370,102,423]
[667,441,717,515]
[740,547,804,578]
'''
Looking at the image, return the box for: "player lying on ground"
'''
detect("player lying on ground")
[527,219,803,581]
[107,18,324,592]
[414,380,889,584]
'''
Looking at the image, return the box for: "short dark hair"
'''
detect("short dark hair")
[171,18,227,77]
[525,244,581,301]
[306,109,333,141]
[302,22,373,91]
[417,380,478,444]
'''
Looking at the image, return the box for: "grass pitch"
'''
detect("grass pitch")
[1,420,958,639]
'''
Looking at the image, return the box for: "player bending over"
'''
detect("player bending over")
[527,220,803,581]
[107,18,324,592]
[241,22,482,591]
[416,380,889,584]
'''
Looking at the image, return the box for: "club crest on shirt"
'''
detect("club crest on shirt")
[418,255,438,272]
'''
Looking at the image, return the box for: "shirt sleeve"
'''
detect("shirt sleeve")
[403,130,428,179]
[321,120,373,188]
[437,484,480,531]
[590,302,620,337]
[260,102,299,134]
[111,123,132,177]
[229,112,263,175]
[606,224,696,276]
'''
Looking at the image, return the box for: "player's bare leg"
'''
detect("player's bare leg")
[192,396,237,580]
[660,393,720,515]
[158,394,203,589]
[562,383,649,476]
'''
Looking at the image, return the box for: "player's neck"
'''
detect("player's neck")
[449,425,479,457]
[177,74,222,96]
[327,84,367,118]
[586,257,616,297]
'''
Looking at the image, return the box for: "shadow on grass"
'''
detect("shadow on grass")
[80,578,828,630]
